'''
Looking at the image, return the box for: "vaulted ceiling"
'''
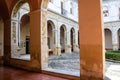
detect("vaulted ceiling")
[0,0,9,20]
[0,0,44,20]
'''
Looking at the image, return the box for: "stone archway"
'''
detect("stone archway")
[104,29,112,50]
[60,25,66,53]
[11,1,30,59]
[70,28,75,52]
[20,14,30,55]
[47,20,55,54]
[118,29,120,49]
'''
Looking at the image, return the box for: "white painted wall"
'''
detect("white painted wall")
[20,23,30,44]
[103,0,120,22]
[48,0,78,22]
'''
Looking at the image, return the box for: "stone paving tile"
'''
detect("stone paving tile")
[49,52,120,80]
[105,61,120,80]
[48,52,80,76]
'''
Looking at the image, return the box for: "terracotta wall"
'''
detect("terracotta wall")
[79,0,105,80]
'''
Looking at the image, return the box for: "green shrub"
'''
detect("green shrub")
[105,50,120,61]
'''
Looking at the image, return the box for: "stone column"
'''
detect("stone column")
[30,9,42,69]
[53,28,61,55]
[4,19,11,65]
[112,29,119,50]
[73,29,79,52]
[11,18,20,57]
[41,8,48,68]
[65,29,71,53]
[79,0,105,80]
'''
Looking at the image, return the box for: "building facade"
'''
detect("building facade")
[103,0,120,50]
[1,0,120,57]
[47,0,79,55]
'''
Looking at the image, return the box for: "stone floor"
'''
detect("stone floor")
[105,61,120,80]
[48,53,120,80]
[47,52,80,76]
[9,53,120,80]
[0,66,67,80]
[12,54,30,61]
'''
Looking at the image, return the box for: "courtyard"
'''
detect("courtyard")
[48,52,120,80]
[13,52,120,80]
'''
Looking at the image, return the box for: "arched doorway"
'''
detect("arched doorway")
[47,20,55,54]
[20,14,30,54]
[104,29,112,50]
[118,29,120,49]
[70,28,75,52]
[11,2,30,60]
[60,25,66,53]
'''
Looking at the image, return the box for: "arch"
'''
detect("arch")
[104,28,112,50]
[11,1,31,59]
[20,14,30,28]
[47,20,55,52]
[20,14,30,54]
[117,28,120,49]
[70,27,75,52]
[47,20,55,29]
[71,27,75,33]
[60,24,66,53]
[60,24,67,31]
[11,1,30,18]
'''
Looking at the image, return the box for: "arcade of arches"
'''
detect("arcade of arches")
[47,20,79,55]
[0,0,105,80]
[104,22,120,50]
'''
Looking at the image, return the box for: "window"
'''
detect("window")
[103,10,109,17]
[70,2,73,14]
[70,8,73,14]
[61,2,64,14]
[103,6,109,17]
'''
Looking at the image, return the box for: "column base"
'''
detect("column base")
[53,45,61,55]
[112,43,119,50]
[73,45,80,52]
[65,45,71,53]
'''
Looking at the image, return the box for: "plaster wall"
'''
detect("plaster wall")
[103,0,120,22]
[48,0,78,22]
